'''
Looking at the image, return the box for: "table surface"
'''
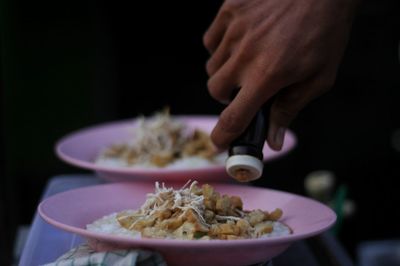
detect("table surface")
[18,174,354,266]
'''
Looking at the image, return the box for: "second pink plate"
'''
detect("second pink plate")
[56,116,297,182]
[39,182,336,266]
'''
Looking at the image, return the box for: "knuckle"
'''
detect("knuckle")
[207,78,230,104]
[205,59,215,76]
[228,16,247,35]
[203,32,213,50]
[218,109,244,134]
[235,39,254,63]
[224,27,241,44]
[223,0,244,14]
[207,77,222,100]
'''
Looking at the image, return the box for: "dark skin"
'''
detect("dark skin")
[204,0,360,151]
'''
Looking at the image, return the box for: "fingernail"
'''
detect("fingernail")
[274,127,286,150]
[268,125,285,151]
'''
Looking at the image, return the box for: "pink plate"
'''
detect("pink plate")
[38,182,336,266]
[55,116,297,182]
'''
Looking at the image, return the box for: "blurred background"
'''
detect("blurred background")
[1,0,399,265]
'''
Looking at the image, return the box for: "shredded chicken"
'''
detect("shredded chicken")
[97,109,218,167]
[116,181,287,240]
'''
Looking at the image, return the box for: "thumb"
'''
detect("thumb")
[267,81,327,151]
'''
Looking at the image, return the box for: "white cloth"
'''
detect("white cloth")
[42,244,167,266]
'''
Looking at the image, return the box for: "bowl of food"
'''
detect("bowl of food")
[55,110,297,182]
[38,181,336,266]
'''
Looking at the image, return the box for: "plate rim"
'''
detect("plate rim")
[38,182,336,248]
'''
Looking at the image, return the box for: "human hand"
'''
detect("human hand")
[204,0,360,151]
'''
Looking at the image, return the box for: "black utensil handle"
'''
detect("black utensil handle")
[228,91,273,159]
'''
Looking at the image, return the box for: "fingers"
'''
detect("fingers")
[211,90,259,149]
[207,56,240,104]
[211,76,332,151]
[203,6,231,54]
[267,86,306,151]
[206,22,243,77]
[267,78,331,151]
[211,87,270,149]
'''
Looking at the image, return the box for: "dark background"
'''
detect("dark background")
[1,0,399,265]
